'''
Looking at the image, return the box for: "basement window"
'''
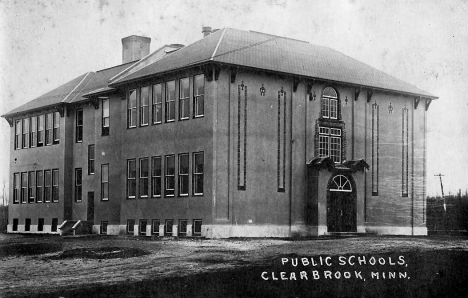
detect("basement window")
[101,221,108,235]
[38,218,44,232]
[164,219,173,236]
[152,219,160,236]
[193,220,202,237]
[51,218,58,232]
[127,219,135,235]
[178,219,187,237]
[25,218,31,231]
[12,219,18,231]
[139,219,147,236]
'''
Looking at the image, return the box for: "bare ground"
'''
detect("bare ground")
[1,234,467,297]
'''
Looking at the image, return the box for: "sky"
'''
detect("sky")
[0,0,467,197]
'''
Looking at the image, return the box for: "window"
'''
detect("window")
[51,218,58,232]
[194,74,204,117]
[318,127,342,163]
[28,171,35,203]
[30,116,36,148]
[75,168,82,202]
[22,118,29,148]
[330,175,352,192]
[44,170,51,203]
[127,159,136,199]
[38,218,44,232]
[15,120,21,149]
[321,87,338,119]
[178,219,187,237]
[152,219,160,236]
[152,84,162,124]
[193,152,204,195]
[21,172,27,204]
[193,219,202,237]
[127,89,137,128]
[37,115,44,147]
[53,111,60,144]
[102,99,109,135]
[164,219,173,236]
[165,81,175,122]
[165,155,175,197]
[127,219,135,235]
[52,169,59,202]
[45,113,53,145]
[140,86,149,126]
[178,154,189,196]
[151,156,162,198]
[76,109,83,142]
[101,164,109,201]
[13,173,19,204]
[36,171,43,203]
[179,77,190,120]
[12,219,18,231]
[139,219,147,236]
[139,158,149,198]
[88,145,95,174]
[101,221,108,235]
[25,218,31,231]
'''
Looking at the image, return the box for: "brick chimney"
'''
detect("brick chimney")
[202,26,212,37]
[121,35,151,64]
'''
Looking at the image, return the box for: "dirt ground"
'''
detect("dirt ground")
[1,234,468,297]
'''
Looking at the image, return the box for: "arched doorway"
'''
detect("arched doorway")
[327,174,357,232]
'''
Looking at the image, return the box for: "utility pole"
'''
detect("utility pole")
[434,174,446,211]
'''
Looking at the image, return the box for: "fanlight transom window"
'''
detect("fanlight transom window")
[330,175,352,192]
[321,87,338,119]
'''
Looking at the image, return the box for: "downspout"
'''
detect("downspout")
[411,98,415,235]
[289,79,294,236]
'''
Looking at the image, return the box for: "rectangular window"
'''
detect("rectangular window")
[101,221,108,235]
[76,109,83,142]
[321,97,330,118]
[127,159,136,199]
[88,145,95,174]
[44,170,51,203]
[139,158,149,198]
[178,219,187,237]
[101,164,109,201]
[28,171,35,203]
[15,120,21,149]
[22,118,29,148]
[25,218,31,232]
[30,116,36,148]
[75,168,82,202]
[38,218,44,232]
[36,171,43,203]
[13,173,20,204]
[140,86,149,126]
[102,99,109,135]
[164,219,173,236]
[193,219,202,237]
[152,219,160,236]
[165,81,175,122]
[53,111,60,144]
[127,219,135,235]
[372,103,379,196]
[37,115,44,147]
[318,127,341,163]
[194,74,205,117]
[152,84,162,124]
[52,169,59,202]
[21,172,27,204]
[51,218,58,232]
[127,89,137,128]
[179,77,190,120]
[178,154,189,196]
[151,156,162,198]
[139,219,147,236]
[165,155,175,197]
[12,219,18,231]
[402,107,409,197]
[330,99,338,119]
[193,152,204,195]
[45,113,53,145]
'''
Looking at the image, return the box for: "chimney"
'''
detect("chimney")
[202,26,212,37]
[121,35,151,64]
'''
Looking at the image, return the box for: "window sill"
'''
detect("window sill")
[193,115,204,119]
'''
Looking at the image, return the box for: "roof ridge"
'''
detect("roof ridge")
[61,72,93,103]
[248,30,309,44]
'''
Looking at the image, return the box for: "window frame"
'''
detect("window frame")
[139,158,149,198]
[151,156,162,198]
[36,171,43,203]
[76,109,83,143]
[53,111,60,144]
[193,152,204,196]
[21,172,27,204]
[101,221,108,235]
[321,87,338,120]
[88,145,95,175]
[318,126,342,163]
[165,80,176,122]
[193,219,202,237]
[193,74,205,118]
[179,77,190,120]
[15,120,21,150]
[22,118,29,148]
[51,218,58,232]
[164,219,173,236]
[127,89,137,128]
[139,86,149,126]
[178,219,187,237]
[52,169,59,202]
[101,164,109,201]
[37,115,44,147]
[151,219,160,236]
[127,159,136,199]
[38,218,44,232]
[30,116,37,148]
[127,219,135,235]
[75,168,82,203]
[44,170,51,203]
[28,171,35,203]
[25,218,31,232]
[102,98,110,136]
[165,155,175,197]
[139,219,147,236]
[152,83,163,124]
[45,112,53,146]
[178,153,189,196]
[13,173,20,204]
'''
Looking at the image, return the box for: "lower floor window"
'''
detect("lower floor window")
[178,219,187,237]
[12,219,18,231]
[38,218,44,232]
[139,219,147,236]
[152,219,160,236]
[318,126,342,163]
[51,218,58,232]
[193,219,202,237]
[101,221,108,235]
[164,219,173,236]
[127,219,135,235]
[25,218,31,231]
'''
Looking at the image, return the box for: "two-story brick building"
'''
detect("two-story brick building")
[2,27,437,237]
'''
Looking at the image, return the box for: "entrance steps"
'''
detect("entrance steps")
[58,220,93,236]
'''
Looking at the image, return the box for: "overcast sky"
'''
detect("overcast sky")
[1,0,467,196]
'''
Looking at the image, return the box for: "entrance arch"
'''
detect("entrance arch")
[326,173,357,232]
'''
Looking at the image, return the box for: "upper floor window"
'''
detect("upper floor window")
[15,120,21,150]
[140,87,149,126]
[152,84,162,124]
[318,127,342,163]
[52,169,59,202]
[45,113,53,145]
[194,75,204,117]
[88,145,95,174]
[75,168,82,202]
[165,81,176,122]
[76,109,83,143]
[30,116,36,148]
[37,115,44,147]
[321,87,338,119]
[53,112,60,144]
[101,164,109,201]
[179,78,190,120]
[128,89,137,128]
[22,118,29,148]
[102,99,109,135]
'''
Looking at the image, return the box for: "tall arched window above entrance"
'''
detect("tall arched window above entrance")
[329,175,352,192]
[321,87,338,119]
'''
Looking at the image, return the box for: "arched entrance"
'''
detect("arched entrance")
[327,174,357,232]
